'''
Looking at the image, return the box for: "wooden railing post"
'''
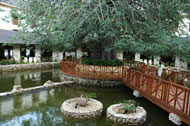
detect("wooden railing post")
[162,82,169,103]
[151,66,156,77]
[172,71,178,84]
[135,72,140,88]
[127,69,131,83]
[122,67,125,79]
[140,63,143,71]
[146,76,153,94]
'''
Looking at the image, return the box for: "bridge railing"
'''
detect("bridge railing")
[127,61,190,88]
[61,61,122,80]
[122,67,190,124]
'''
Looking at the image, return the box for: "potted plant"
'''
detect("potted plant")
[118,100,137,114]
[75,93,97,107]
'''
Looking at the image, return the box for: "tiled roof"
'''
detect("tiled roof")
[0,29,24,44]
[184,37,190,41]
[0,0,19,6]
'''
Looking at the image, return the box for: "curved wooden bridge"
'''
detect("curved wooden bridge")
[61,61,190,125]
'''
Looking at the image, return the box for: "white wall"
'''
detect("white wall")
[52,49,63,62]
[154,56,160,65]
[35,45,41,62]
[176,17,190,37]
[116,50,123,60]
[76,48,82,58]
[0,4,18,30]
[135,53,141,62]
[13,45,20,62]
[52,50,59,62]
[175,56,187,69]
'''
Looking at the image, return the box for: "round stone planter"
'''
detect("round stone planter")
[61,98,103,121]
[107,104,147,125]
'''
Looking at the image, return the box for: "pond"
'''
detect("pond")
[0,68,180,126]
[0,68,61,93]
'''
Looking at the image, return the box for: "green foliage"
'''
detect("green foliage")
[14,0,190,61]
[20,61,29,64]
[82,58,125,66]
[170,63,175,67]
[20,56,25,59]
[82,58,93,65]
[187,67,190,70]
[0,59,18,65]
[84,93,97,99]
[119,100,137,114]
[0,8,4,12]
[120,104,136,113]
[41,57,52,62]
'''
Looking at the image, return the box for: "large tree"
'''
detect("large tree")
[13,0,190,60]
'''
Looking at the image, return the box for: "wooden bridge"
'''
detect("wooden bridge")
[61,61,190,125]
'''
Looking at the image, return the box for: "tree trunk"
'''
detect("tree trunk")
[0,44,4,60]
[90,41,116,60]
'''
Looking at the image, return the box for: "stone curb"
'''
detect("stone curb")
[0,62,60,72]
[0,81,74,98]
[61,73,123,87]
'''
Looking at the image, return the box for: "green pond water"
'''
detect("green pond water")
[0,68,61,93]
[0,68,181,126]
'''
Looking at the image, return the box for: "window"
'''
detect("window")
[11,12,19,25]
[11,16,18,25]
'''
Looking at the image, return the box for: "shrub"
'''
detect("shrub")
[84,93,97,99]
[170,63,175,67]
[82,58,93,65]
[118,100,137,114]
[0,59,18,65]
[41,57,52,62]
[82,58,125,66]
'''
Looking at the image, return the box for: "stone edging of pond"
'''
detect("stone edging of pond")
[61,98,103,121]
[0,81,74,98]
[107,104,147,125]
[61,74,123,87]
[0,62,60,72]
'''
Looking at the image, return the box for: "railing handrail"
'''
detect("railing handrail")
[123,67,190,91]
[127,61,190,88]
[61,61,123,80]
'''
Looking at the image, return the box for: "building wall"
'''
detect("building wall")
[176,17,190,37]
[0,3,18,30]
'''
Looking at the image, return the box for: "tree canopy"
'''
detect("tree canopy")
[14,0,190,60]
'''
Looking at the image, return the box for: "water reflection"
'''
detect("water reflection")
[14,74,21,85]
[24,74,28,80]
[0,112,43,126]
[0,89,55,118]
[39,90,48,103]
[14,95,22,110]
[22,93,33,108]
[49,88,55,97]
[0,68,61,93]
[0,98,14,116]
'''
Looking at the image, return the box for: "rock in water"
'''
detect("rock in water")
[169,113,182,125]
[43,80,54,87]
[11,85,23,93]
